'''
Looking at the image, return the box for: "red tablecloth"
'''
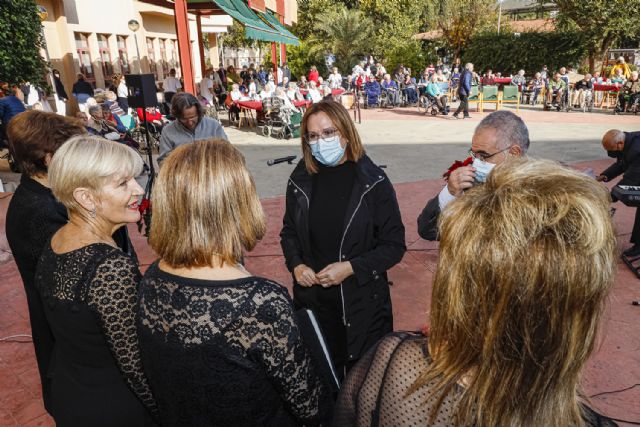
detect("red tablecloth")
[293,100,311,108]
[593,84,620,92]
[494,77,512,85]
[332,88,345,97]
[236,100,263,111]
[236,99,310,111]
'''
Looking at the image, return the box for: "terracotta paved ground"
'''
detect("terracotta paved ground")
[1,156,639,425]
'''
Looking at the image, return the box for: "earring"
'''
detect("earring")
[89,209,96,218]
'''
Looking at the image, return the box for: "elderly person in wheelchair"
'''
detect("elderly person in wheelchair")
[571,73,594,110]
[402,74,419,106]
[381,74,400,107]
[364,74,382,108]
[544,73,567,111]
[615,71,640,114]
[424,75,449,115]
[522,72,544,105]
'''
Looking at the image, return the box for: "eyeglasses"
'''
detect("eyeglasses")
[468,146,512,161]
[305,127,338,145]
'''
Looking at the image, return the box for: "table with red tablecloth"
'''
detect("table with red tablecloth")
[593,84,620,92]
[236,100,263,111]
[593,84,621,109]
[236,100,311,111]
[493,77,512,85]
[293,99,311,109]
[234,99,310,129]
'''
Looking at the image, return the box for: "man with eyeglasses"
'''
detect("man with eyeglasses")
[417,111,530,240]
[158,92,227,164]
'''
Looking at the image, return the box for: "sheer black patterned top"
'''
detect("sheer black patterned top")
[35,242,157,426]
[333,332,618,427]
[137,261,334,427]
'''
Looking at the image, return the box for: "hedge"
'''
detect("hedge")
[462,31,588,75]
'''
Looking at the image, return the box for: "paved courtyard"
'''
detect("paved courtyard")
[0,104,639,425]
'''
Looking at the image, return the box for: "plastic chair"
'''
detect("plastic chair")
[500,85,521,113]
[481,85,499,112]
[468,86,481,112]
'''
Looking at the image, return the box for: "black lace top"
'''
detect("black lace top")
[137,261,334,426]
[35,243,157,426]
[333,332,617,427]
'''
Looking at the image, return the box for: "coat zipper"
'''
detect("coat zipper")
[288,178,310,209]
[338,176,384,332]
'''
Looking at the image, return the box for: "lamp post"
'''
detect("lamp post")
[497,0,504,35]
[128,19,142,73]
[127,19,155,230]
[38,6,58,109]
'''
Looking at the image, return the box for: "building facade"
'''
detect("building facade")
[38,0,297,95]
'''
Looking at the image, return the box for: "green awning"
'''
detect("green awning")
[259,10,299,46]
[213,0,284,43]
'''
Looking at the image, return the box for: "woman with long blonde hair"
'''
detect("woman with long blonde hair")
[334,158,618,426]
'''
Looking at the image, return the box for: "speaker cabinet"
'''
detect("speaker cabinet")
[125,74,158,108]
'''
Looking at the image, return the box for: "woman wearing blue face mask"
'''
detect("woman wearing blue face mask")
[280,100,406,382]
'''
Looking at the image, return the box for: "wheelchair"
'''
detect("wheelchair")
[544,87,570,112]
[261,97,295,139]
[418,94,444,116]
[363,89,382,109]
[579,89,594,113]
[613,92,640,115]
[381,88,399,108]
[130,119,162,155]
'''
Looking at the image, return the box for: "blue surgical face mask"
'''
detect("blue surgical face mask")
[472,157,496,183]
[310,136,346,167]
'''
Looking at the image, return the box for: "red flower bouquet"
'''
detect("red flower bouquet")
[443,156,473,180]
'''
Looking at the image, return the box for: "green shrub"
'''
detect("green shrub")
[462,31,588,75]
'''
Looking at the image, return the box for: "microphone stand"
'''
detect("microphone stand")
[138,104,154,237]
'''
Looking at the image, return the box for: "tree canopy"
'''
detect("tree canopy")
[423,0,498,60]
[544,0,640,72]
[306,6,374,74]
[0,0,48,87]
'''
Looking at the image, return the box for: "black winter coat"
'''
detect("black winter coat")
[280,155,406,362]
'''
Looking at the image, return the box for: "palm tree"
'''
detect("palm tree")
[308,6,374,74]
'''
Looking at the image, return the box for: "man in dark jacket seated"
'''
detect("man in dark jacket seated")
[417,111,530,240]
[597,129,640,256]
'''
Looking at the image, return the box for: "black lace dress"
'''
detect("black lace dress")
[137,262,334,427]
[35,243,157,426]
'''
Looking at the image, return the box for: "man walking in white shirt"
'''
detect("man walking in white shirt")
[163,68,182,103]
[199,70,214,106]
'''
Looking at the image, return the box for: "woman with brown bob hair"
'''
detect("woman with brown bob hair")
[137,138,333,426]
[334,158,618,426]
[280,100,406,381]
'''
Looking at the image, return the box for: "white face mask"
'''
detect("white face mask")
[472,157,496,183]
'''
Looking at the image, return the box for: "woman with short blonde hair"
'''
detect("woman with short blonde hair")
[138,138,333,426]
[149,138,265,267]
[36,136,157,425]
[281,100,406,381]
[334,158,618,426]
